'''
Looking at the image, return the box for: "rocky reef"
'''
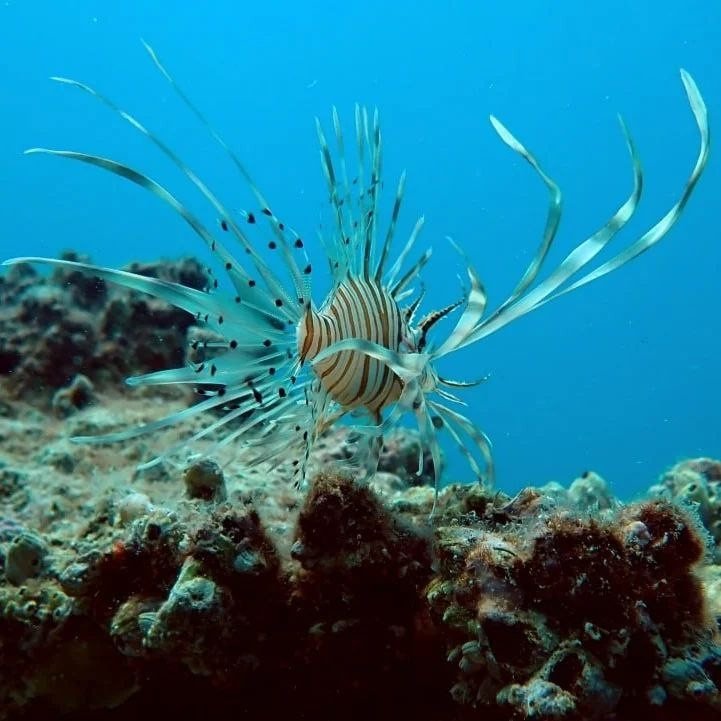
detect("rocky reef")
[1,255,720,720]
[429,490,720,719]
[648,458,721,561]
[0,252,207,403]
[1,451,719,720]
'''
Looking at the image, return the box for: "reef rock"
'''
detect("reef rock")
[429,487,721,720]
[649,458,721,560]
[0,252,207,402]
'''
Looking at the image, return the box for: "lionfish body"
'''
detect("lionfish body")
[3,45,710,503]
[299,277,405,414]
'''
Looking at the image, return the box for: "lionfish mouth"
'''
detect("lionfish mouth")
[2,43,710,509]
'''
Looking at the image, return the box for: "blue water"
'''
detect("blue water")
[1,1,718,498]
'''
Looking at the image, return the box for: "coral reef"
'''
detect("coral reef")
[0,252,207,401]
[1,451,719,720]
[428,489,720,720]
[1,254,719,720]
[0,469,448,720]
[649,458,721,560]
[288,473,442,709]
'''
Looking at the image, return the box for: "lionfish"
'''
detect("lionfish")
[3,45,710,503]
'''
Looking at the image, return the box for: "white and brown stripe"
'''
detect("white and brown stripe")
[298,275,405,413]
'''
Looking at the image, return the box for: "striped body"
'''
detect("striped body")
[298,276,405,413]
